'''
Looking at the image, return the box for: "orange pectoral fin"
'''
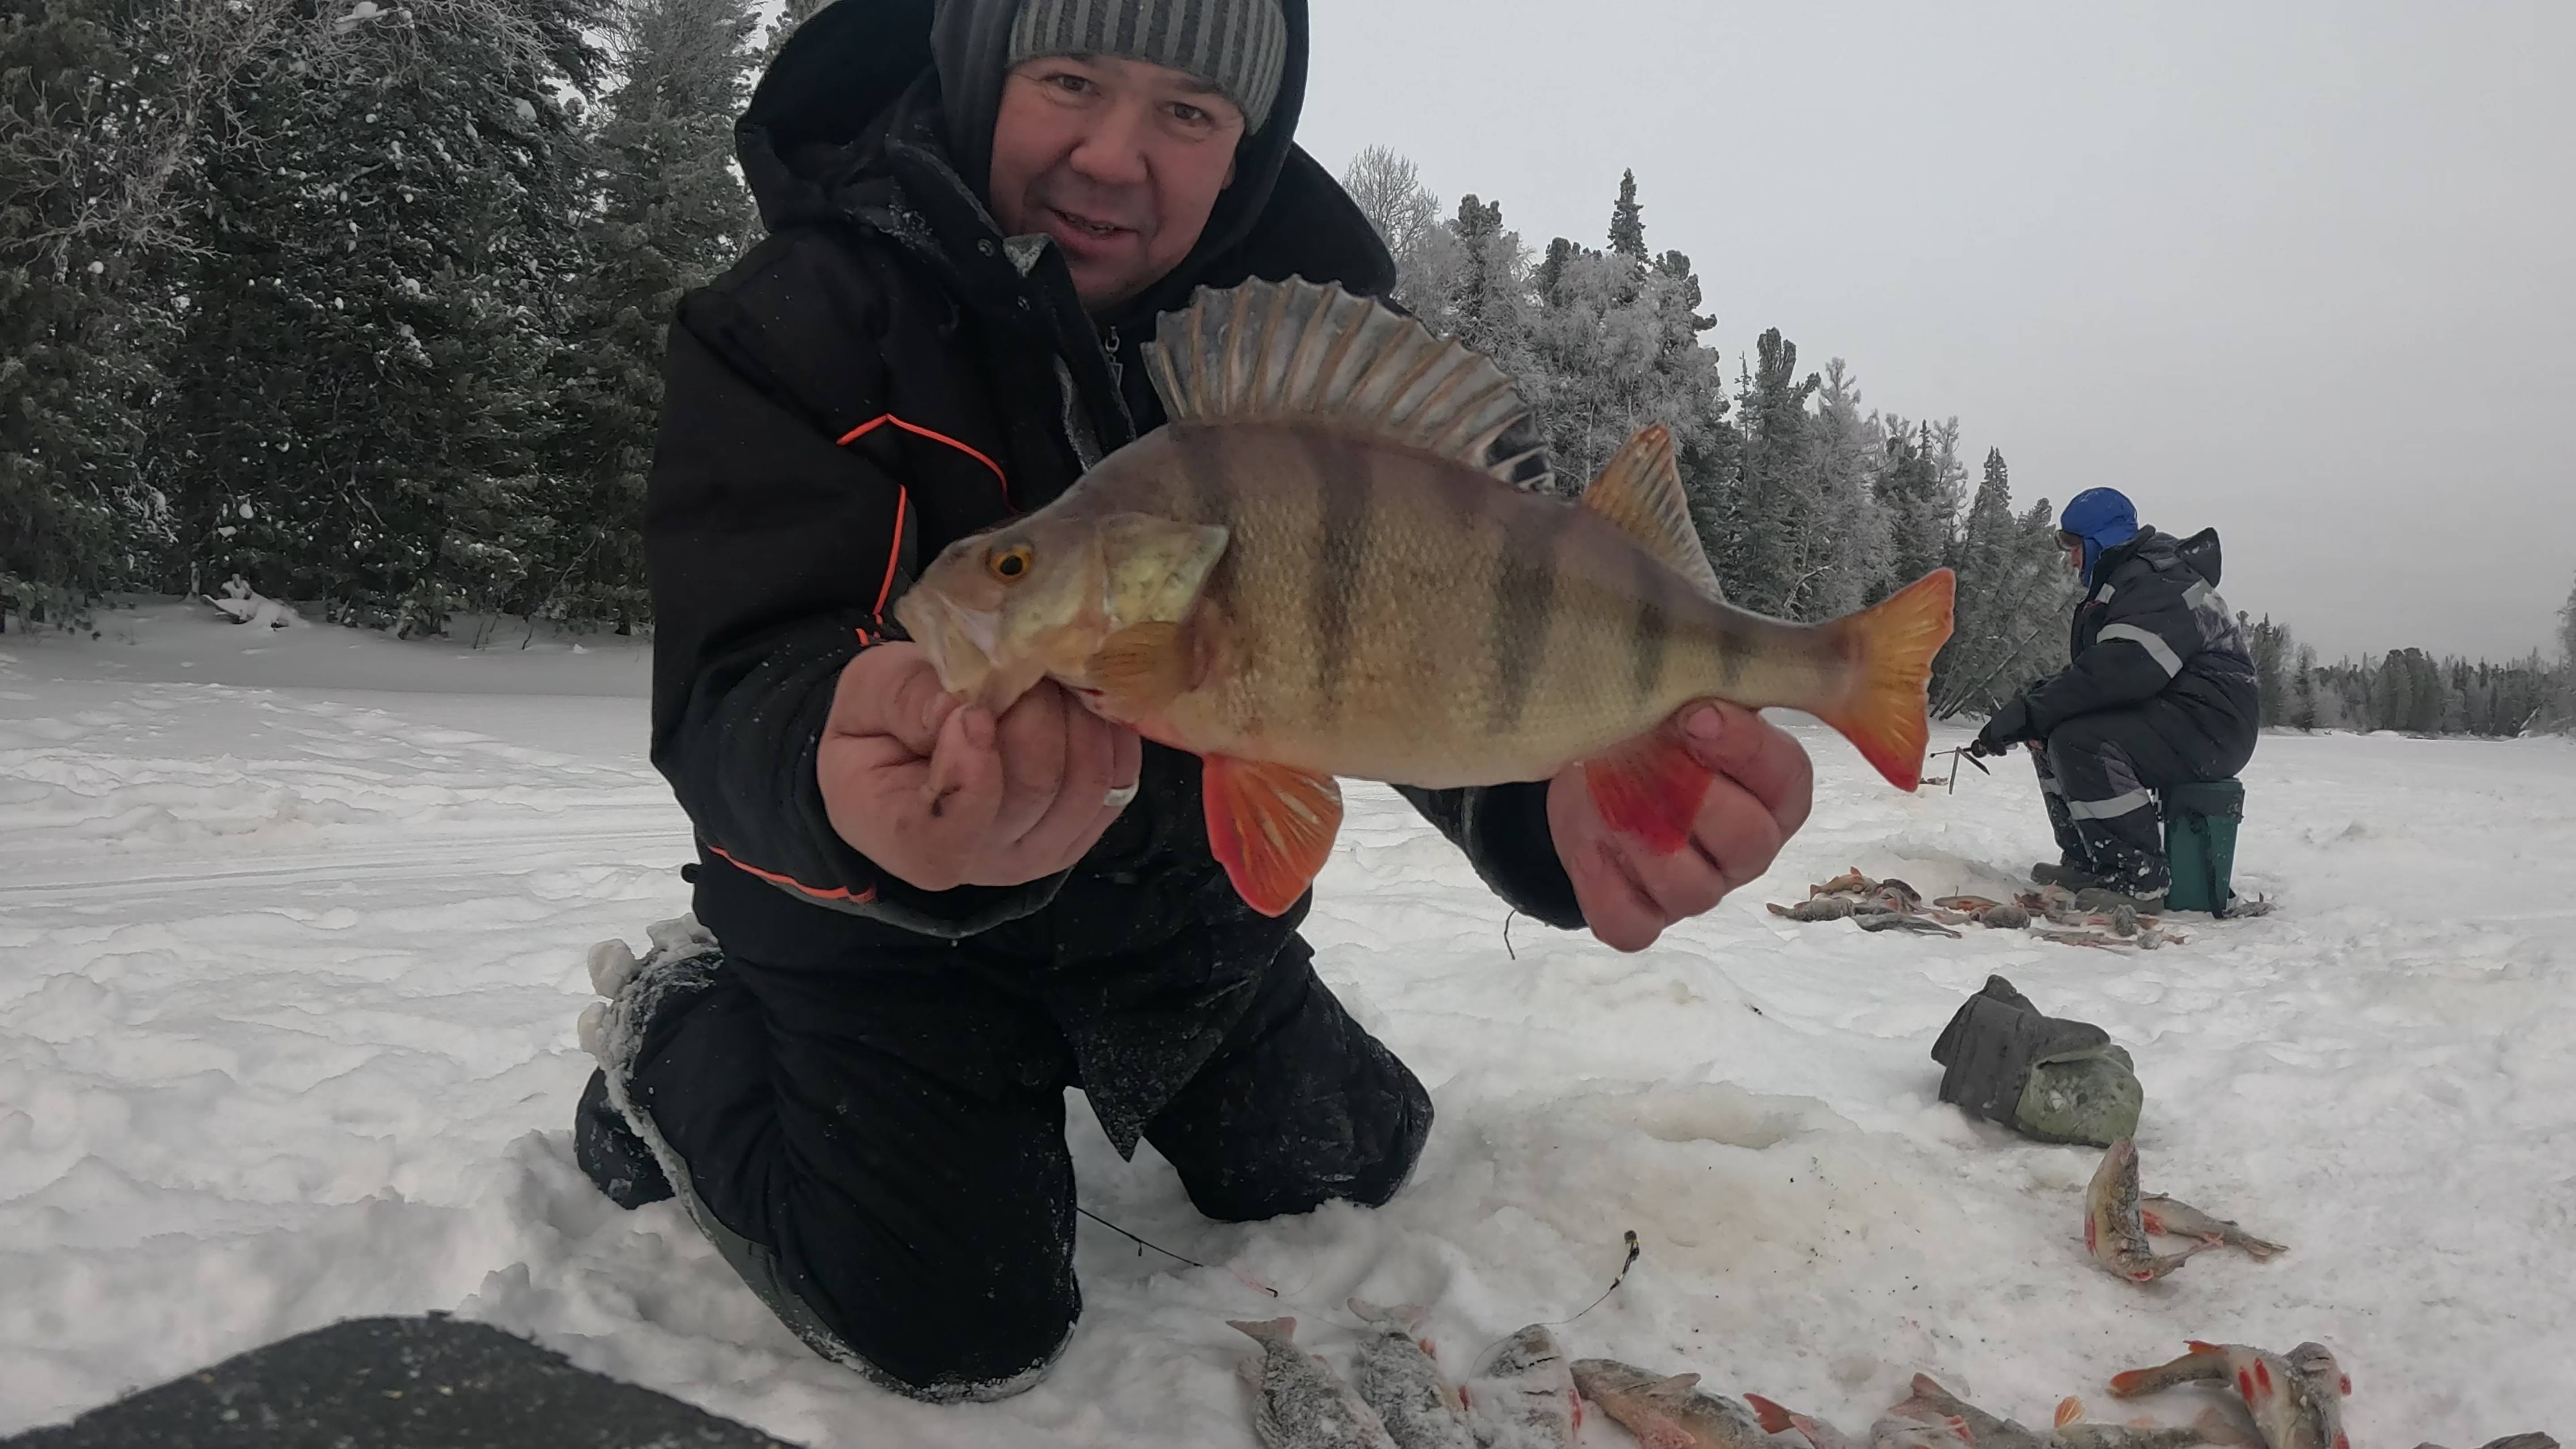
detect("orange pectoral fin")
[1087,621,1200,720]
[1582,725,1717,854]
[1203,756,1343,917]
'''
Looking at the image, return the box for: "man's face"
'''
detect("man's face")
[2063,538,2085,573]
[987,52,1247,312]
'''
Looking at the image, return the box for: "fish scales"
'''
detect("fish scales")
[1569,1358,1772,1449]
[2109,1342,2349,1449]
[1230,1318,1401,1449]
[1086,422,1839,787]
[1463,1324,1581,1449]
[1347,1301,1475,1449]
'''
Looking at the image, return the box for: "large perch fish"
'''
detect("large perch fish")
[895,278,1957,916]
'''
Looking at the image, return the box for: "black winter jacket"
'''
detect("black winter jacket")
[2021,526,2259,741]
[643,0,1583,972]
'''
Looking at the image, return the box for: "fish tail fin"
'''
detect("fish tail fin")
[1818,568,1955,790]
[1229,1317,1297,1345]
[1746,1394,1798,1434]
[2056,1397,2086,1428]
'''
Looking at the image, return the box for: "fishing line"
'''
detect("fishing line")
[1075,1206,1279,1297]
[1466,1229,1642,1368]
[1503,909,1520,960]
[1551,1229,1642,1326]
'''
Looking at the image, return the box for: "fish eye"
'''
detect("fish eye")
[987,543,1035,582]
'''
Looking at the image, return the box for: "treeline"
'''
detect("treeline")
[2,0,801,636]
[7,1,2567,737]
[2248,600,2576,738]
[1340,150,2079,718]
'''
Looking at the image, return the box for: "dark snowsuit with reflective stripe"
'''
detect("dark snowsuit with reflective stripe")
[2019,527,2258,891]
[614,0,1579,1403]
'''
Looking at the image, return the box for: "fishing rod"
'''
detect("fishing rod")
[1929,744,1992,794]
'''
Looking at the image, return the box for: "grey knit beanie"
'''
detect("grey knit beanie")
[1006,0,1289,134]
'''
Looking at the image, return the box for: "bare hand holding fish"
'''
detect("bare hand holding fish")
[1547,700,1813,950]
[817,641,1142,891]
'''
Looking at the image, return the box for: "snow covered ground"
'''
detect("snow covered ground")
[4,602,2572,1447]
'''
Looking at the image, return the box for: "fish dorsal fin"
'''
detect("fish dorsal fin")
[1650,1373,1702,1397]
[1145,276,1554,491]
[1579,424,1725,601]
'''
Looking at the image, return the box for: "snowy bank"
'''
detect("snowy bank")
[2,616,2571,1446]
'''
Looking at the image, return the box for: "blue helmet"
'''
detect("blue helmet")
[2058,487,2139,587]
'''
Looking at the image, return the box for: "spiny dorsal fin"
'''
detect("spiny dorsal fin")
[1144,276,1554,492]
[1579,424,1724,601]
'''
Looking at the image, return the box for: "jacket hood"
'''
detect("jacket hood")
[2101,525,2224,592]
[733,0,1388,330]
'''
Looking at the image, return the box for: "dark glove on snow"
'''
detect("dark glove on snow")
[1971,695,2036,757]
[1929,975,2142,1146]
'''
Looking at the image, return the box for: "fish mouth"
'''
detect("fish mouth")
[891,590,1000,701]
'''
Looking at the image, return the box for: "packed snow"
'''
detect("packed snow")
[3,602,2571,1446]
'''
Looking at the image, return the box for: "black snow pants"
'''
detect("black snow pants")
[616,912,1431,1402]
[2033,698,2255,893]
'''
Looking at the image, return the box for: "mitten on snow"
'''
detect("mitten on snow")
[1929,975,2142,1147]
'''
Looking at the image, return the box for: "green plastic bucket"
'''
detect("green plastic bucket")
[2160,777,2244,916]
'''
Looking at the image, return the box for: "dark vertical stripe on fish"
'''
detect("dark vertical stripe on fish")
[1716,622,1750,688]
[1175,427,1239,619]
[1630,546,1670,706]
[1303,432,1367,720]
[1176,426,1236,537]
[1488,501,1559,733]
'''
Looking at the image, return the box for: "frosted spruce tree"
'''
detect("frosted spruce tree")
[162,0,603,634]
[542,0,762,631]
[0,0,255,619]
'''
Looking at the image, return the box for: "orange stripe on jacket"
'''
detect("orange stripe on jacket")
[836,413,1009,497]
[705,843,877,905]
[835,413,1006,627]
[870,487,908,618]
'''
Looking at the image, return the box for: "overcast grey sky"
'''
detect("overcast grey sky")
[1296,0,2574,661]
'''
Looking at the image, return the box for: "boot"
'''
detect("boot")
[2031,859,2106,890]
[572,916,722,1210]
[2072,842,2171,913]
[2073,884,2167,913]
[575,1066,673,1208]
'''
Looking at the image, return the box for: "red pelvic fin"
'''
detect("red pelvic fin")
[1582,725,1716,854]
[1203,755,1343,916]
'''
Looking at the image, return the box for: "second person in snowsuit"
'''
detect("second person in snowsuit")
[1973,487,2258,908]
